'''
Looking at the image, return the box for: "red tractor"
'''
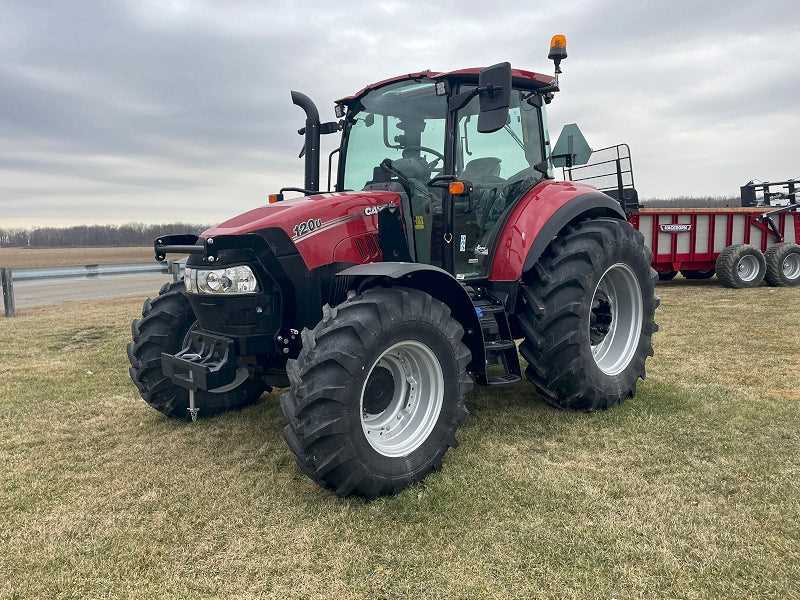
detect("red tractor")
[128,36,659,498]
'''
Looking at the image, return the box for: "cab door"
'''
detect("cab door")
[448,88,546,280]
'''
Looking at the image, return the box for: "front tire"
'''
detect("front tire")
[518,218,659,411]
[127,281,264,418]
[280,287,472,498]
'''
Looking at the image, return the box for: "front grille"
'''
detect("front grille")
[187,289,281,338]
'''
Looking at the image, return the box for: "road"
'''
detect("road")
[13,272,173,309]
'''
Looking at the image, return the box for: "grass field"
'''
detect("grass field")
[0,246,154,268]
[1,281,798,599]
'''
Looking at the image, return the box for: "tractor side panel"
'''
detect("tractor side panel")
[488,180,622,281]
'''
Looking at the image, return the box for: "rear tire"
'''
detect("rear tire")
[518,218,659,411]
[715,244,766,288]
[681,269,715,280]
[765,243,800,287]
[127,281,265,418]
[280,286,472,498]
[658,271,677,281]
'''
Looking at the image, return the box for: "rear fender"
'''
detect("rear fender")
[521,192,626,274]
[337,263,485,376]
[489,181,626,281]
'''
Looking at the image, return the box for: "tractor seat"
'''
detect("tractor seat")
[462,157,504,184]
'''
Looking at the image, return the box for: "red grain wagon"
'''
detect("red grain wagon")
[560,144,800,288]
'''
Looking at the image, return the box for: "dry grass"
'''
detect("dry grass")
[0,247,154,268]
[1,281,799,599]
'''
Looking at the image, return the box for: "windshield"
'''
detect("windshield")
[455,87,544,183]
[342,79,447,191]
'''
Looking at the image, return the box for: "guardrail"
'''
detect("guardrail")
[0,261,183,318]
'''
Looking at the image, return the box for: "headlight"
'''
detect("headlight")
[183,265,259,295]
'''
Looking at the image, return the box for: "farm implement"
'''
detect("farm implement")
[128,35,661,497]
[555,140,800,288]
[634,183,800,288]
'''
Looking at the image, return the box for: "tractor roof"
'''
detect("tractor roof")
[337,68,555,104]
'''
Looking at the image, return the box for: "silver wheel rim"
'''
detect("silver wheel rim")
[590,263,644,376]
[360,340,444,458]
[737,254,760,282]
[782,252,800,280]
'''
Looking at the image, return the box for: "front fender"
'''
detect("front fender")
[337,263,485,376]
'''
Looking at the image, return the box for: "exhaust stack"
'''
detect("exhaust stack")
[291,91,320,192]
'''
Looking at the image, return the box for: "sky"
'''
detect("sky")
[1,0,799,227]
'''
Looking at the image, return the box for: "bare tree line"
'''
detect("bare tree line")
[0,223,210,248]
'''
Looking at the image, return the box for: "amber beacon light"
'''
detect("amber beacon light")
[548,34,568,70]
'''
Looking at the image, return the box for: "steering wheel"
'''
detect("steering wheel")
[405,145,445,170]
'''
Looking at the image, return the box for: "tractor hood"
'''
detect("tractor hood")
[201,190,402,269]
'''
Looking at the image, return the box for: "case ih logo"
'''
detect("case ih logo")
[659,223,692,233]
[364,201,397,216]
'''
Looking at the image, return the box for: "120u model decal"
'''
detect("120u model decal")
[292,218,322,238]
[291,214,358,242]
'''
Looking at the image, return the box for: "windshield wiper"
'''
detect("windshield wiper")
[503,124,526,152]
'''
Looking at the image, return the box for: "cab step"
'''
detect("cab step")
[478,303,505,314]
[486,373,522,386]
[470,292,522,387]
[484,340,515,351]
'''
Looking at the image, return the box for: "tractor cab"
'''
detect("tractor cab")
[334,66,553,280]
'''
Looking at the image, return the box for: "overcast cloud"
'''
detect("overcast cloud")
[1,0,799,227]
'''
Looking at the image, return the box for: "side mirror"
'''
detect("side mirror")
[477,62,512,134]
